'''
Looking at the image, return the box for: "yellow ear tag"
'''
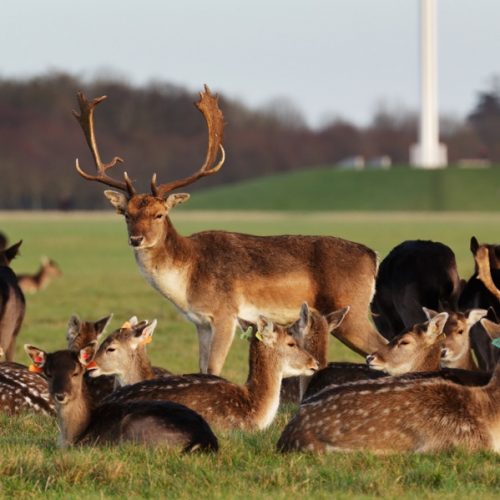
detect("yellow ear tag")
[121,321,132,329]
[255,332,264,342]
[140,336,153,346]
[29,364,43,373]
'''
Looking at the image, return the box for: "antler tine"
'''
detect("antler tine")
[151,85,226,197]
[73,91,135,195]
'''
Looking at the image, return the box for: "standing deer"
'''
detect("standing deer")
[277,320,500,454]
[17,257,62,294]
[92,317,319,431]
[24,343,218,451]
[72,87,386,374]
[372,240,461,339]
[0,241,25,361]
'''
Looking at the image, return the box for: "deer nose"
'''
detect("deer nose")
[129,236,144,247]
[54,393,67,404]
[366,354,375,365]
[441,348,449,359]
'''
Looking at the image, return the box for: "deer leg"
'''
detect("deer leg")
[196,323,213,374]
[206,316,237,375]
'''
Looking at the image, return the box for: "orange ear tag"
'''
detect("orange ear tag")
[140,336,153,346]
[29,364,43,373]
[85,361,97,370]
[121,321,132,329]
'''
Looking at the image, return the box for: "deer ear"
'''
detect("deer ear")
[326,306,350,333]
[66,314,81,344]
[131,320,157,349]
[480,318,500,340]
[3,240,22,264]
[422,307,439,320]
[165,193,190,210]
[470,236,479,254]
[289,303,311,343]
[104,190,128,214]
[466,309,488,327]
[426,312,449,338]
[79,341,98,366]
[94,314,113,339]
[237,318,256,335]
[24,344,47,369]
[256,316,276,345]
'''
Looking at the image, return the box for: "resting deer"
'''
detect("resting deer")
[280,304,349,403]
[87,317,171,387]
[24,343,218,451]
[304,311,490,399]
[93,316,319,431]
[72,88,386,374]
[0,241,25,361]
[17,257,62,294]
[277,320,500,454]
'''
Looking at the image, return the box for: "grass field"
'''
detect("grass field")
[186,166,500,211]
[0,210,499,498]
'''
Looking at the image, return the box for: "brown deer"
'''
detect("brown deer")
[72,88,386,375]
[423,307,487,371]
[93,316,319,431]
[88,318,171,387]
[24,343,218,451]
[277,320,500,454]
[17,257,62,294]
[279,304,349,403]
[0,241,25,361]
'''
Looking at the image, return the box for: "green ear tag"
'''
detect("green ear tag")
[240,329,252,341]
[492,338,500,349]
[255,332,264,342]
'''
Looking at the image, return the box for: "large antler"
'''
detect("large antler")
[475,245,500,302]
[150,85,225,197]
[73,92,135,195]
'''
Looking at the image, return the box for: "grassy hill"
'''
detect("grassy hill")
[186,165,500,211]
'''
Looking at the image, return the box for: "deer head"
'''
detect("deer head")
[66,314,113,351]
[24,342,98,405]
[366,312,449,375]
[72,86,225,250]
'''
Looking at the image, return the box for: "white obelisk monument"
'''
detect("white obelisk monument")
[410,0,447,168]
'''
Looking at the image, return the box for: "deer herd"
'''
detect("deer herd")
[0,86,499,455]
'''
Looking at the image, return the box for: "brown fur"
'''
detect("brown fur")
[100,319,319,431]
[17,257,62,294]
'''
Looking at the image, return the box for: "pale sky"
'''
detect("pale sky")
[1,0,499,126]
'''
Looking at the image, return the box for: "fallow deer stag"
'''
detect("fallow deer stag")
[25,343,218,451]
[278,320,500,454]
[0,241,25,361]
[17,257,62,294]
[93,317,319,431]
[72,87,386,374]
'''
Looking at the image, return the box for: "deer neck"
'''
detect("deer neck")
[133,218,193,311]
[414,344,442,372]
[56,382,92,447]
[455,348,478,371]
[244,341,283,429]
[115,348,155,387]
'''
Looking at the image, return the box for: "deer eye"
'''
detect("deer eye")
[457,329,464,335]
[155,213,163,220]
[287,342,296,347]
[399,340,410,346]
[106,347,116,353]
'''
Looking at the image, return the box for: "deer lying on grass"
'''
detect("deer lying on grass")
[0,241,25,361]
[303,310,490,399]
[72,87,386,375]
[24,344,218,451]
[280,304,349,403]
[278,320,500,454]
[0,346,54,415]
[372,240,461,339]
[93,317,319,431]
[87,317,171,387]
[17,257,62,294]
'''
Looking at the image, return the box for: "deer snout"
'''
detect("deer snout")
[441,347,449,359]
[306,358,320,375]
[54,393,68,404]
[366,354,375,365]
[129,236,144,247]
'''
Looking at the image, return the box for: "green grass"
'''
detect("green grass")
[0,210,499,498]
[186,166,500,211]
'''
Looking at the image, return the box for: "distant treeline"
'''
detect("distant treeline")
[0,72,498,209]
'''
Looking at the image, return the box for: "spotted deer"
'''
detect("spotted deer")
[88,318,171,387]
[423,307,487,370]
[94,317,319,431]
[24,343,218,451]
[17,257,62,294]
[279,304,349,403]
[0,241,25,361]
[72,88,386,375]
[277,320,500,454]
